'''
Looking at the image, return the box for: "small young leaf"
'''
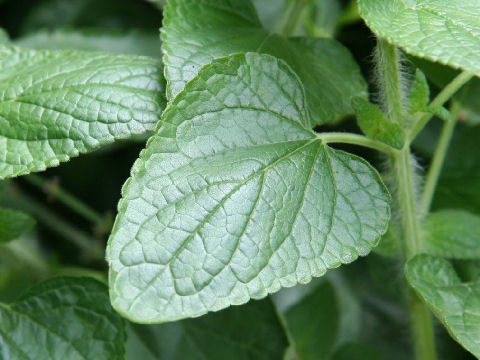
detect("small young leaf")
[407,69,429,115]
[285,281,339,360]
[15,28,162,57]
[0,276,126,360]
[424,105,450,122]
[0,45,166,179]
[406,254,480,357]
[107,53,390,323]
[0,207,35,243]
[358,0,480,76]
[126,298,288,360]
[161,0,368,125]
[352,97,405,149]
[422,210,480,259]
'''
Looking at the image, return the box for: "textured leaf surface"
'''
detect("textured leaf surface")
[358,0,480,75]
[0,277,126,360]
[126,298,288,360]
[0,207,35,243]
[161,0,367,125]
[285,281,339,360]
[107,52,390,322]
[406,254,480,357]
[0,45,165,179]
[422,210,480,259]
[15,28,161,57]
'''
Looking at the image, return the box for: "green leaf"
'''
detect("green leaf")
[407,69,429,115]
[332,343,385,360]
[352,97,405,149]
[126,298,288,360]
[0,45,166,179]
[161,0,367,126]
[15,28,162,57]
[0,276,126,359]
[0,207,35,243]
[358,0,480,76]
[406,254,480,357]
[422,209,480,259]
[107,52,391,322]
[434,126,480,214]
[285,281,339,360]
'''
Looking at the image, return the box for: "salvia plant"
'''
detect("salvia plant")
[0,0,479,359]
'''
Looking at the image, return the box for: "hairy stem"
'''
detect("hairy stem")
[410,71,474,140]
[280,0,310,36]
[420,102,461,216]
[378,40,438,360]
[375,39,405,126]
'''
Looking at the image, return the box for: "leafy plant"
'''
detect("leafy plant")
[0,0,479,359]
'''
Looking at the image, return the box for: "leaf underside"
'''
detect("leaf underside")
[107,52,390,323]
[406,254,480,357]
[0,277,126,360]
[0,45,166,179]
[161,0,367,125]
[358,0,480,76]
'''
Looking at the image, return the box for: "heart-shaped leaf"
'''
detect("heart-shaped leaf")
[0,45,166,179]
[358,0,480,76]
[406,254,480,357]
[107,52,390,323]
[0,276,126,360]
[161,0,367,125]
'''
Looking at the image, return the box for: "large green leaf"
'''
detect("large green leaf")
[0,276,126,360]
[15,28,161,57]
[107,52,390,322]
[126,298,288,360]
[161,0,367,125]
[406,254,480,357]
[0,45,165,179]
[0,207,35,243]
[358,0,480,76]
[285,281,339,359]
[422,210,480,259]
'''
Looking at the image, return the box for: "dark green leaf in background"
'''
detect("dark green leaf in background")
[285,281,339,360]
[0,276,126,360]
[422,209,480,259]
[0,45,165,179]
[0,207,35,243]
[107,52,390,322]
[161,0,368,126]
[126,298,288,360]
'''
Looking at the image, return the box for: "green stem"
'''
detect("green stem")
[419,103,461,216]
[24,174,105,225]
[409,71,474,140]
[376,39,405,126]
[317,132,396,154]
[280,0,310,36]
[0,191,104,261]
[377,40,438,360]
